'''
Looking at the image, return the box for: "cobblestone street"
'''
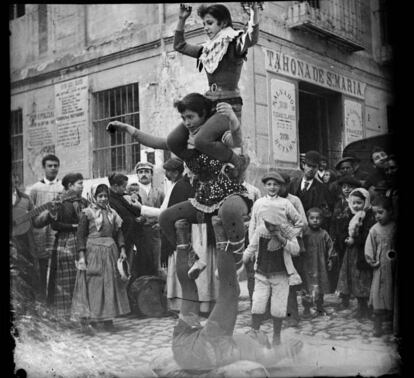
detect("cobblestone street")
[13,280,401,377]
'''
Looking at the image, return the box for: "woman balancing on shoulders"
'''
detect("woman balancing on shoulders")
[167,3,261,180]
[108,94,250,280]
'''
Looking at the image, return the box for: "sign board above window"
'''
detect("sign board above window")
[263,48,366,100]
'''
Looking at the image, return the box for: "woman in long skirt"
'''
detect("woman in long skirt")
[48,173,87,323]
[72,183,130,333]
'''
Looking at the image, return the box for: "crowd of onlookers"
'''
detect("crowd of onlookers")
[10,144,398,340]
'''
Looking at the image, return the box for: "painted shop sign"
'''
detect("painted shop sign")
[270,78,297,163]
[264,48,366,100]
[344,99,363,146]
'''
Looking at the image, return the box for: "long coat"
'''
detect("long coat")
[288,175,332,213]
[365,222,396,310]
[336,208,376,298]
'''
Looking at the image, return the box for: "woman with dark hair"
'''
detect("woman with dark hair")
[168,3,261,180]
[72,183,130,333]
[48,172,88,324]
[108,94,250,279]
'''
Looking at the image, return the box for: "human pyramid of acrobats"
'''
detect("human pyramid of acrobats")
[107,2,304,373]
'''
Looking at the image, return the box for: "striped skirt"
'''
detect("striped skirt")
[48,232,78,318]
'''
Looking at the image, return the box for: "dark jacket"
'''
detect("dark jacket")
[108,189,142,249]
[51,195,88,234]
[288,175,332,213]
[161,175,195,265]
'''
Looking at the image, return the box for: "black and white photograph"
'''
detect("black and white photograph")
[9,2,403,377]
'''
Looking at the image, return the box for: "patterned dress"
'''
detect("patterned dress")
[185,150,251,213]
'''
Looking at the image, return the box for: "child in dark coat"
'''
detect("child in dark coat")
[336,188,376,319]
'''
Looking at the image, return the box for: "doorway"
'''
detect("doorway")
[298,82,342,169]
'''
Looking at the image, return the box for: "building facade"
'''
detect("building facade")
[10,2,393,189]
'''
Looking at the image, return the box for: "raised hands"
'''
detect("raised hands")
[241,2,264,15]
[179,3,192,20]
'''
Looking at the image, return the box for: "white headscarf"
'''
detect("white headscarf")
[86,183,122,231]
[348,188,371,237]
[348,188,371,214]
[199,26,243,74]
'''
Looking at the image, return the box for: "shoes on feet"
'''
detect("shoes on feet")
[188,260,207,280]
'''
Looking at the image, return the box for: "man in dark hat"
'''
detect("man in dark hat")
[329,156,359,205]
[288,151,331,213]
[287,151,332,325]
[342,152,369,185]
[335,156,356,177]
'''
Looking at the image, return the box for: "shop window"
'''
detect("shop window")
[11,109,24,185]
[92,83,140,178]
[9,4,25,20]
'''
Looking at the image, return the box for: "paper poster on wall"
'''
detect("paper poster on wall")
[344,99,363,146]
[55,76,90,175]
[25,95,57,183]
[270,78,297,163]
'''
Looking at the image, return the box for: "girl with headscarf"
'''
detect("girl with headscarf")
[336,188,376,319]
[72,183,130,334]
[48,173,88,324]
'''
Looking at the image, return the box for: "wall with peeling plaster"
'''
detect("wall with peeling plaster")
[10,3,393,191]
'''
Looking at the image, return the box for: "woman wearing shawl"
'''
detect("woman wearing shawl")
[48,173,88,323]
[336,188,376,319]
[72,183,130,333]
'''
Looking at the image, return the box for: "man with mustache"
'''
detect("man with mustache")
[135,162,165,276]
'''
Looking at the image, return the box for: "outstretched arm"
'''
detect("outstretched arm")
[107,121,169,150]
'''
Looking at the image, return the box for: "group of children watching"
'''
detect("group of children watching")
[243,160,397,347]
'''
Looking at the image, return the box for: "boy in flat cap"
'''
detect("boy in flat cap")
[248,171,303,243]
[247,170,304,321]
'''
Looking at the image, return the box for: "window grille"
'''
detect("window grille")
[11,109,24,185]
[92,83,140,178]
